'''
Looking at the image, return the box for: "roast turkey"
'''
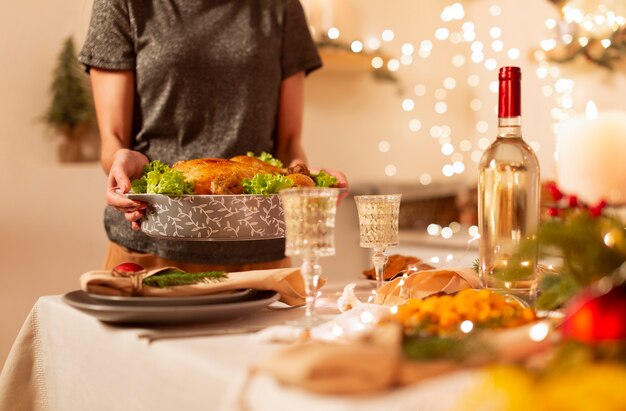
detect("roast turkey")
[171,156,299,195]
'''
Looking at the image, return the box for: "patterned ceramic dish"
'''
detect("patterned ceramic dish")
[126,193,285,241]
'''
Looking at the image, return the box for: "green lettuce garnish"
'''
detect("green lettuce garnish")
[242,173,294,195]
[246,151,283,168]
[312,170,338,187]
[131,160,194,195]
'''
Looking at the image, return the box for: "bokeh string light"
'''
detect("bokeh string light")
[312,1,623,242]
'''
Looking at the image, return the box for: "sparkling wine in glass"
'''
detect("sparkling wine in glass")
[280,187,339,328]
[355,194,401,290]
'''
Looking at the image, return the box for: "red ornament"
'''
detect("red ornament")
[112,262,145,275]
[561,283,626,343]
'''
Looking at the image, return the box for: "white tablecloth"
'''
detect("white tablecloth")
[0,290,480,411]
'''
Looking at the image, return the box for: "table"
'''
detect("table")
[0,286,480,411]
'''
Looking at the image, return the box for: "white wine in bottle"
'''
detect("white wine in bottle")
[477,66,540,304]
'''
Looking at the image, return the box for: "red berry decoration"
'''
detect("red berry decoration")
[112,262,145,275]
[561,283,626,343]
[546,182,564,201]
[589,199,607,217]
[567,195,578,208]
[547,207,560,217]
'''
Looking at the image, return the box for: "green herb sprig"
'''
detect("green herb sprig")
[142,269,227,288]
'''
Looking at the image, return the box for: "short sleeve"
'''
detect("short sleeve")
[281,0,322,79]
[78,0,135,71]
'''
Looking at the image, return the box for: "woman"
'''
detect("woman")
[79,0,347,271]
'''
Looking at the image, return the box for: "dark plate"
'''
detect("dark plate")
[63,290,279,324]
[87,288,254,306]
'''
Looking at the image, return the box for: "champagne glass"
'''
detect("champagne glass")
[355,194,402,290]
[280,187,340,328]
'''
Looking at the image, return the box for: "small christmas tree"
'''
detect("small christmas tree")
[44,36,94,162]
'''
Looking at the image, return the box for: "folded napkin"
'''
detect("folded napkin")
[375,268,482,305]
[80,267,309,306]
[256,320,556,395]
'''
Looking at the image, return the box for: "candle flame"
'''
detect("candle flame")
[586,101,598,119]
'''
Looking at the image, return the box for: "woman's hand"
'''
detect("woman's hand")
[106,149,149,230]
[308,166,350,204]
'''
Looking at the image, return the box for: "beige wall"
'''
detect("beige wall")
[2,0,625,368]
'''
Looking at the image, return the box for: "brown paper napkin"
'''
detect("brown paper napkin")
[375,268,482,305]
[256,320,555,395]
[80,267,309,306]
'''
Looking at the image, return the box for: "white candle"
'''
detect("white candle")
[556,101,626,205]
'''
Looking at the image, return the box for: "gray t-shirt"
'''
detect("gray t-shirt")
[79,0,322,264]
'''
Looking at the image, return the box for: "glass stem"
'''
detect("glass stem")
[372,248,388,290]
[301,253,321,326]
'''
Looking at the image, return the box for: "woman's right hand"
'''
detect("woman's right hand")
[106,149,149,230]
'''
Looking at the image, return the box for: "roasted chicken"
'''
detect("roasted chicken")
[171,156,313,195]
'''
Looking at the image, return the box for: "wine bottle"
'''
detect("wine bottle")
[477,66,540,304]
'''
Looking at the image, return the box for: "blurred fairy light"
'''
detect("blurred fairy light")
[468,225,479,237]
[409,119,422,132]
[387,59,400,71]
[420,173,432,185]
[484,58,497,70]
[434,88,447,100]
[427,224,442,236]
[442,164,455,176]
[460,139,472,151]
[491,40,504,52]
[460,320,474,333]
[430,125,442,138]
[414,84,427,96]
[402,98,415,111]
[385,164,397,176]
[382,29,395,42]
[470,99,482,111]
[435,102,448,114]
[476,120,489,133]
[439,135,451,145]
[489,5,501,17]
[507,48,521,59]
[441,227,453,238]
[489,26,502,39]
[489,80,498,93]
[378,140,391,152]
[366,37,381,50]
[529,322,549,342]
[327,27,340,39]
[401,43,415,55]
[332,324,344,337]
[435,27,450,40]
[467,74,480,87]
[452,54,466,66]
[440,2,465,22]
[443,77,457,89]
[371,56,384,69]
[441,143,454,155]
[350,40,363,53]
[401,54,413,65]
[360,311,374,324]
[471,52,484,63]
[478,137,491,149]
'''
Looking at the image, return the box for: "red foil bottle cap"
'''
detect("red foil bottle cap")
[498,66,521,118]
